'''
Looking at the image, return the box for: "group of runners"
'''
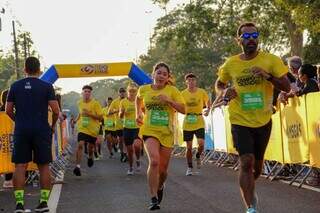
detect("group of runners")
[5,22,291,213]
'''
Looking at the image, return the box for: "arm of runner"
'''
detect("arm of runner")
[119,102,125,119]
[49,100,60,131]
[5,101,14,121]
[157,94,185,114]
[135,96,144,126]
[251,66,290,92]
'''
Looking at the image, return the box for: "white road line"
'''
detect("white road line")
[48,183,63,213]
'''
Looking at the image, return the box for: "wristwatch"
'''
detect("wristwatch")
[266,74,273,81]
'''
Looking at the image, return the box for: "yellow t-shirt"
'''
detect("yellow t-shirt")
[108,97,124,130]
[120,98,139,129]
[218,51,288,127]
[137,84,185,147]
[77,99,103,137]
[181,88,209,131]
[102,106,115,131]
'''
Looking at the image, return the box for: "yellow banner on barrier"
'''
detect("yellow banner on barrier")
[0,112,37,174]
[264,111,284,163]
[223,107,237,154]
[280,96,309,164]
[55,62,132,78]
[306,92,320,168]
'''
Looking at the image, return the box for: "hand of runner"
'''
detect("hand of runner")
[203,108,210,116]
[157,94,171,104]
[251,66,271,79]
[136,113,144,126]
[223,87,237,100]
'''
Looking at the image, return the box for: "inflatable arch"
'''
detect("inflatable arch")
[40,62,152,85]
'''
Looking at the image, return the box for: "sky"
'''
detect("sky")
[0,0,187,93]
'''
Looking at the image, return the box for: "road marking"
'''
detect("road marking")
[48,183,63,213]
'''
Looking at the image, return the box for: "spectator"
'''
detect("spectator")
[0,89,14,189]
[296,64,319,96]
[5,56,60,212]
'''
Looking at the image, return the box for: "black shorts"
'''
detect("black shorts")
[12,132,52,164]
[231,120,272,160]
[105,130,117,138]
[123,128,140,146]
[116,129,123,137]
[78,132,97,144]
[183,128,205,142]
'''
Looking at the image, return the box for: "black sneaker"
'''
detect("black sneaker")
[120,153,124,162]
[94,152,99,159]
[113,144,118,153]
[73,167,81,176]
[157,185,165,204]
[14,203,24,213]
[35,201,49,212]
[87,158,94,167]
[148,197,160,211]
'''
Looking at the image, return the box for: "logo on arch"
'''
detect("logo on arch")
[81,64,109,75]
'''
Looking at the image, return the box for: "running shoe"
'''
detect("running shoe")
[87,158,94,167]
[2,180,13,188]
[186,168,193,176]
[14,203,24,213]
[73,167,81,176]
[246,207,256,213]
[148,197,160,211]
[35,201,49,212]
[127,168,134,176]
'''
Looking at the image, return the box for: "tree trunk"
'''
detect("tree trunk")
[284,13,303,57]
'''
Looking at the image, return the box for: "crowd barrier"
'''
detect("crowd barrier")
[174,92,320,187]
[0,112,72,182]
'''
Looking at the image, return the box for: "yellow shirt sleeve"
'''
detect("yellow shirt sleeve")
[217,62,232,83]
[270,54,288,78]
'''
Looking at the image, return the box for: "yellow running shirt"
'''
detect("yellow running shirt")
[102,106,115,131]
[137,84,185,148]
[120,98,138,129]
[77,99,103,137]
[108,97,124,130]
[218,51,288,128]
[181,88,209,131]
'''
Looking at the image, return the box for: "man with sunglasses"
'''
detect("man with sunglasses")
[215,22,290,213]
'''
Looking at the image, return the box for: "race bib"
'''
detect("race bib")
[186,114,198,124]
[150,110,169,126]
[105,120,113,128]
[82,116,90,127]
[125,119,136,128]
[240,92,264,110]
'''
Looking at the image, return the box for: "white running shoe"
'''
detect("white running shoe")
[127,168,134,176]
[2,180,13,188]
[186,167,193,176]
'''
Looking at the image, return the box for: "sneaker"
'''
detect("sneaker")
[127,168,134,176]
[120,153,124,162]
[73,167,81,176]
[35,201,49,212]
[2,180,13,188]
[113,144,118,153]
[196,157,201,169]
[186,168,193,176]
[252,193,258,210]
[157,184,165,204]
[148,197,160,211]
[246,207,256,213]
[14,203,24,213]
[87,158,94,167]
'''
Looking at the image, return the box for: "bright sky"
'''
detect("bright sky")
[0,0,186,93]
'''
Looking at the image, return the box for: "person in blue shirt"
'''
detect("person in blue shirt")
[5,57,60,213]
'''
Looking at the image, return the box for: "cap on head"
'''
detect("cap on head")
[184,72,197,80]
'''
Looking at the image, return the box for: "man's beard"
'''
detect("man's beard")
[243,43,258,55]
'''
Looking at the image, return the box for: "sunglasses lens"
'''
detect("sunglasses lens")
[252,32,259,39]
[242,33,250,39]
